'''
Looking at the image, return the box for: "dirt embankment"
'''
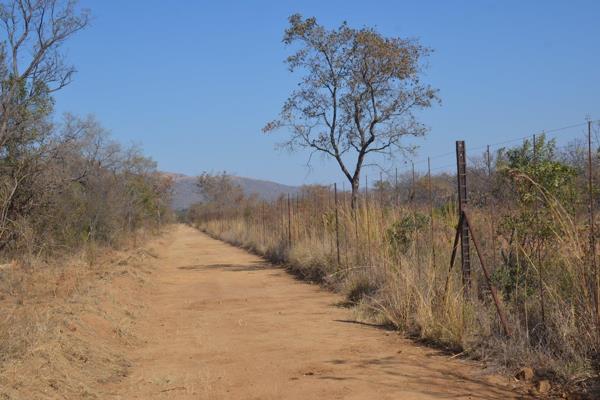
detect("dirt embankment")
[1,225,533,399]
[0,231,169,399]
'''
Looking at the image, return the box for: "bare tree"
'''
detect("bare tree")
[264,14,438,208]
[0,0,90,148]
[0,3,173,255]
[0,0,88,248]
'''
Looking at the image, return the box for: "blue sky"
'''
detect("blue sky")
[54,0,600,186]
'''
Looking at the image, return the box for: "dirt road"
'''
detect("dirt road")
[110,225,527,399]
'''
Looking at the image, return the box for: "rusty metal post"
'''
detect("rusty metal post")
[380,171,385,220]
[279,197,284,239]
[340,182,350,268]
[463,211,511,337]
[395,167,399,207]
[411,162,416,203]
[287,193,292,249]
[365,174,372,264]
[588,120,600,336]
[334,183,341,267]
[444,212,464,301]
[486,145,497,273]
[261,202,266,244]
[456,141,471,298]
[411,161,420,268]
[533,133,546,326]
[428,157,436,269]
[354,189,360,263]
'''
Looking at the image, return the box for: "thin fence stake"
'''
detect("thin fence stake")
[394,167,401,268]
[411,161,420,272]
[341,182,350,268]
[354,192,360,263]
[463,211,512,337]
[411,162,416,203]
[287,193,292,249]
[395,167,399,207]
[486,145,497,273]
[260,204,264,240]
[533,133,546,326]
[365,174,373,264]
[444,212,464,301]
[334,183,341,268]
[428,157,436,269]
[588,120,599,339]
[380,171,385,220]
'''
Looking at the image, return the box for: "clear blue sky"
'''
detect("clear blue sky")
[54,0,600,186]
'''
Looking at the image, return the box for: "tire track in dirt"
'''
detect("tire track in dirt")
[108,224,529,399]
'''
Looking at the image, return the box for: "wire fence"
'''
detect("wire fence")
[193,118,600,375]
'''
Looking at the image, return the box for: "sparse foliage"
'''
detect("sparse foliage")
[0,1,172,255]
[0,0,90,148]
[264,14,438,208]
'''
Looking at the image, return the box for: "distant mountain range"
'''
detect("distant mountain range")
[168,173,299,210]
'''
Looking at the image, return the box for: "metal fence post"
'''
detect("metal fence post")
[365,174,372,264]
[287,193,292,249]
[428,157,436,269]
[533,133,546,326]
[486,145,497,272]
[456,141,471,298]
[588,120,599,337]
[334,183,341,267]
[395,167,399,207]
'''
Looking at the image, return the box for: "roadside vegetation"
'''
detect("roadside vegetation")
[187,14,600,397]
[188,134,600,395]
[0,1,173,396]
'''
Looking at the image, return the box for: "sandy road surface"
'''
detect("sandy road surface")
[109,225,528,399]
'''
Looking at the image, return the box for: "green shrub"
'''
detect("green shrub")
[385,212,429,254]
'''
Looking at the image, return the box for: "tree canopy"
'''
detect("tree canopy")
[264,14,438,207]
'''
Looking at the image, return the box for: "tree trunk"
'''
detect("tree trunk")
[350,176,360,210]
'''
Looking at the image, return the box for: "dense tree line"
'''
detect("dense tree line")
[0,0,172,256]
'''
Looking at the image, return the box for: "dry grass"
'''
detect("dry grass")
[194,195,600,396]
[0,228,163,399]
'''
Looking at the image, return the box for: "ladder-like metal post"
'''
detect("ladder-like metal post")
[456,141,471,298]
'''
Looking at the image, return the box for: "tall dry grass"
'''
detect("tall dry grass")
[192,189,599,389]
[0,228,162,399]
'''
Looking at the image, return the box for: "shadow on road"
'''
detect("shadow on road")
[177,261,277,272]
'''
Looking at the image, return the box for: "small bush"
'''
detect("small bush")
[386,212,429,254]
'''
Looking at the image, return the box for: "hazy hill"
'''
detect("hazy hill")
[169,173,299,210]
